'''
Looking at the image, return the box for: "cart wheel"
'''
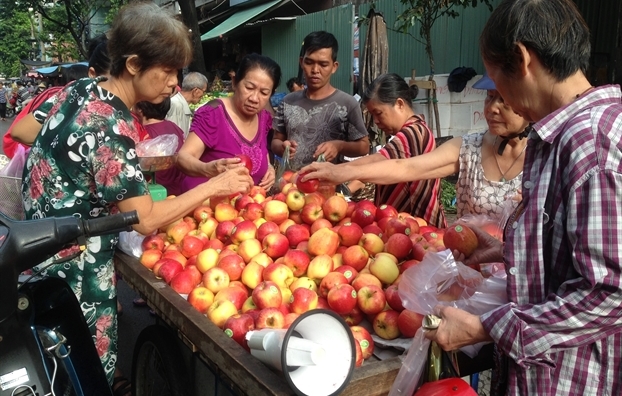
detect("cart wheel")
[132,325,191,396]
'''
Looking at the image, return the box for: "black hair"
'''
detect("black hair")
[88,34,111,76]
[362,73,414,107]
[59,65,89,85]
[134,97,171,121]
[286,77,302,92]
[480,0,590,80]
[235,53,282,93]
[302,31,339,61]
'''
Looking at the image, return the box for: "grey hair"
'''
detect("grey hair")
[182,72,208,91]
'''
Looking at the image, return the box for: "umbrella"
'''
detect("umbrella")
[360,8,388,149]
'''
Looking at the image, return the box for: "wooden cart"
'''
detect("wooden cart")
[115,251,402,396]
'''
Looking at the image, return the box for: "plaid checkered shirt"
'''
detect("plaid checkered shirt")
[480,85,622,395]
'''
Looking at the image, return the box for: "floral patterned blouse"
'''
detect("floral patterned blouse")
[22,77,149,384]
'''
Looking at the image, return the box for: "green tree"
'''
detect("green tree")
[395,0,493,78]
[0,8,35,77]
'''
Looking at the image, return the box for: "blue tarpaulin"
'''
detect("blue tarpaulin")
[35,62,88,75]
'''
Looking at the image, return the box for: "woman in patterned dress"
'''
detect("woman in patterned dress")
[302,73,530,222]
[18,3,253,391]
[177,53,281,193]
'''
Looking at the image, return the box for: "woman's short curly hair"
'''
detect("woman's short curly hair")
[107,2,193,77]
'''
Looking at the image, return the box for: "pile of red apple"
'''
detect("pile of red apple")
[139,177,498,367]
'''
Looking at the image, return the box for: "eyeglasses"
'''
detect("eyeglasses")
[195,86,207,96]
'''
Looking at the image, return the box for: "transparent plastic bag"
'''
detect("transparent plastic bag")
[271,145,292,195]
[389,250,507,395]
[0,145,28,178]
[135,134,178,157]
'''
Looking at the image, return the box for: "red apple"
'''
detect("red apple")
[230,220,257,245]
[193,205,213,223]
[375,204,398,222]
[341,245,370,271]
[283,312,300,329]
[443,224,478,257]
[318,271,349,298]
[411,241,438,261]
[397,310,424,338]
[237,238,262,263]
[282,249,311,277]
[215,221,235,244]
[262,232,289,259]
[289,288,319,314]
[307,228,340,257]
[384,284,405,312]
[141,234,166,252]
[362,224,383,238]
[306,254,334,280]
[383,217,411,240]
[327,283,357,315]
[384,233,413,261]
[373,310,401,340]
[140,249,163,270]
[285,224,310,248]
[358,233,384,256]
[187,286,214,313]
[215,286,248,311]
[353,338,363,367]
[217,253,245,281]
[235,153,253,171]
[242,202,264,221]
[234,194,254,211]
[352,273,383,292]
[337,222,364,247]
[170,268,200,294]
[399,259,421,274]
[300,203,324,225]
[262,263,294,288]
[166,221,192,244]
[334,265,358,283]
[356,285,386,315]
[214,202,238,223]
[254,307,285,330]
[223,313,254,350]
[351,208,375,228]
[351,325,374,360]
[295,171,319,193]
[257,221,280,241]
[322,195,348,223]
[341,305,365,326]
[158,259,184,284]
[252,281,283,309]
[263,200,289,225]
[179,235,204,258]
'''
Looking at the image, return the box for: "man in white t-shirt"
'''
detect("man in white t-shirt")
[166,72,208,138]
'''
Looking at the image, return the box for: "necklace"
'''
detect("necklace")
[493,135,527,182]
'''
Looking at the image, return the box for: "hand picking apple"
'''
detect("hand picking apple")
[450,225,505,267]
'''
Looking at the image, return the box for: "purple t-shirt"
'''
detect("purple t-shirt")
[144,120,185,196]
[181,100,271,192]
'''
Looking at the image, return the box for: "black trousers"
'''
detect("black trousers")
[0,102,6,118]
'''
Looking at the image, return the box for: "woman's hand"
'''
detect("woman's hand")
[423,306,492,351]
[282,140,297,159]
[259,165,275,190]
[452,225,505,267]
[206,167,253,197]
[300,162,349,184]
[204,157,245,178]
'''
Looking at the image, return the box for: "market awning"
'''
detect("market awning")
[35,62,89,76]
[201,0,282,41]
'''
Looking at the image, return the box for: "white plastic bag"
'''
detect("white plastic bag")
[117,230,146,258]
[0,145,28,178]
[388,328,431,396]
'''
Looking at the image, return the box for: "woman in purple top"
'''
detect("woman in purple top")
[178,54,281,192]
[134,97,185,196]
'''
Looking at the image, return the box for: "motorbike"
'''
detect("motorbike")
[0,210,139,396]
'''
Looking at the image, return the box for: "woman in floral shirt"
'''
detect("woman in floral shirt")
[19,3,253,391]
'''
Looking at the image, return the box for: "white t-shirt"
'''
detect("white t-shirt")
[165,92,192,138]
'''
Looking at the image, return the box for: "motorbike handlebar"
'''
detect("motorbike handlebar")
[83,211,140,237]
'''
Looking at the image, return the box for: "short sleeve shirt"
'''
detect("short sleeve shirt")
[273,89,368,170]
[23,77,149,222]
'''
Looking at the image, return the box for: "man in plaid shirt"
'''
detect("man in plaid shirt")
[425,0,622,395]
